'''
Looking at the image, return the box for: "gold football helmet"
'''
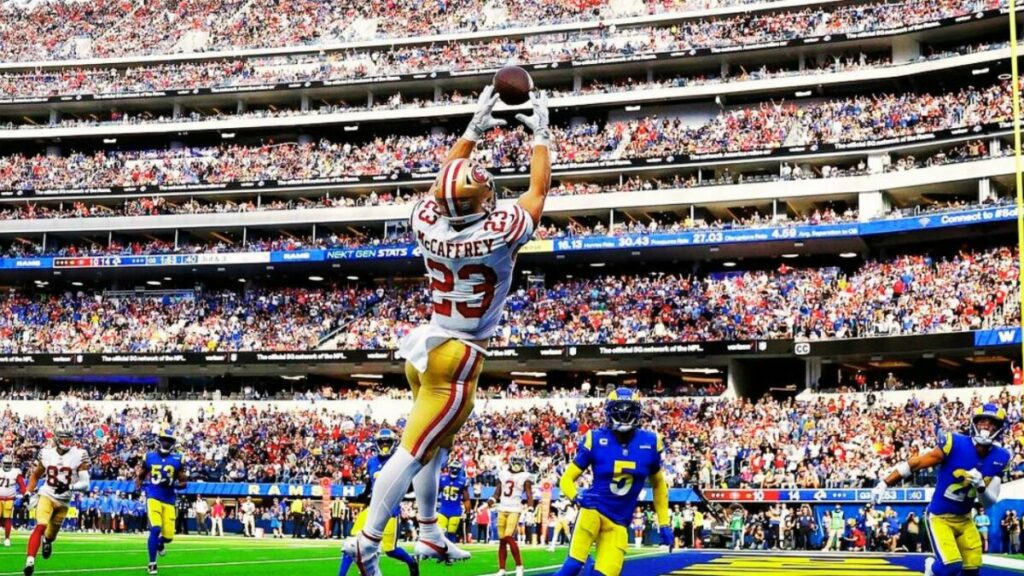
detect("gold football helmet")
[433,158,495,223]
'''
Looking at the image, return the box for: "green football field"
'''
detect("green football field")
[0,533,657,576]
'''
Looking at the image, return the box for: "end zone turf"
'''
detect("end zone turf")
[1,535,1022,575]
[535,549,1024,576]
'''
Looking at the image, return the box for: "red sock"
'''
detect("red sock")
[27,525,45,558]
[498,538,507,569]
[4,519,11,539]
[509,538,522,565]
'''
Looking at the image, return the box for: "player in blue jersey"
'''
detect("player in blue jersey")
[553,388,673,576]
[873,404,1012,576]
[339,429,418,576]
[437,460,470,542]
[135,427,186,576]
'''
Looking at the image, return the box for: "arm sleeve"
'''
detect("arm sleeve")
[559,463,584,502]
[70,470,90,491]
[502,205,535,249]
[651,469,670,526]
[981,476,1001,507]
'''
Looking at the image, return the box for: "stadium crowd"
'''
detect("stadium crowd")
[0,244,1012,352]
[0,389,1019,494]
[0,137,1004,226]
[0,39,1001,111]
[339,245,1020,348]
[0,0,999,63]
[0,0,791,63]
[0,81,1014,192]
[0,286,384,353]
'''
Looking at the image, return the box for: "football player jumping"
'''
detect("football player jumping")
[344,85,551,576]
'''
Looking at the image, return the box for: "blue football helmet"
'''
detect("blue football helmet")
[376,428,397,458]
[448,460,463,478]
[606,388,642,433]
[157,427,177,455]
[971,403,1007,446]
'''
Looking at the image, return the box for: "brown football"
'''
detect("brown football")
[493,65,533,105]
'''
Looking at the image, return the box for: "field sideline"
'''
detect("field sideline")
[0,533,658,576]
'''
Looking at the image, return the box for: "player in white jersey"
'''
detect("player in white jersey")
[0,456,26,547]
[345,85,552,576]
[23,423,91,576]
[496,456,534,576]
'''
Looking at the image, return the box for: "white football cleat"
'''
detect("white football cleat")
[342,535,382,576]
[515,566,524,576]
[495,570,506,576]
[4,538,10,547]
[414,532,470,564]
[147,562,158,575]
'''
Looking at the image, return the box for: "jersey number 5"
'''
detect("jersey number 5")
[611,461,636,496]
[426,259,497,319]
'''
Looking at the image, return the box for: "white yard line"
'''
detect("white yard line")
[0,556,341,575]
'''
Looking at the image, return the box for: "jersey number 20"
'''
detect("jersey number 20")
[943,469,979,502]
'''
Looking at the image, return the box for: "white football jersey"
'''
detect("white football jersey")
[37,447,90,503]
[496,469,533,513]
[411,199,535,340]
[0,467,23,499]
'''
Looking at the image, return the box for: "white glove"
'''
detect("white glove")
[515,91,551,147]
[463,85,507,142]
[965,468,985,490]
[871,480,887,505]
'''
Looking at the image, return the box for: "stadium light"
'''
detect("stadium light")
[71,281,83,287]
[221,132,236,139]
[781,253,799,259]
[344,125,359,132]
[510,372,546,377]
[351,374,383,379]
[795,90,812,97]
[308,275,324,282]
[163,277,171,281]
[103,138,117,144]
[347,275,359,280]
[723,261,736,267]
[238,278,246,283]
[624,105,641,112]
[146,280,161,286]
[590,262,606,267]
[971,67,990,76]
[839,252,858,258]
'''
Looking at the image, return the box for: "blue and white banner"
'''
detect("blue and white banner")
[974,327,1022,346]
[702,487,933,503]
[0,206,1015,270]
